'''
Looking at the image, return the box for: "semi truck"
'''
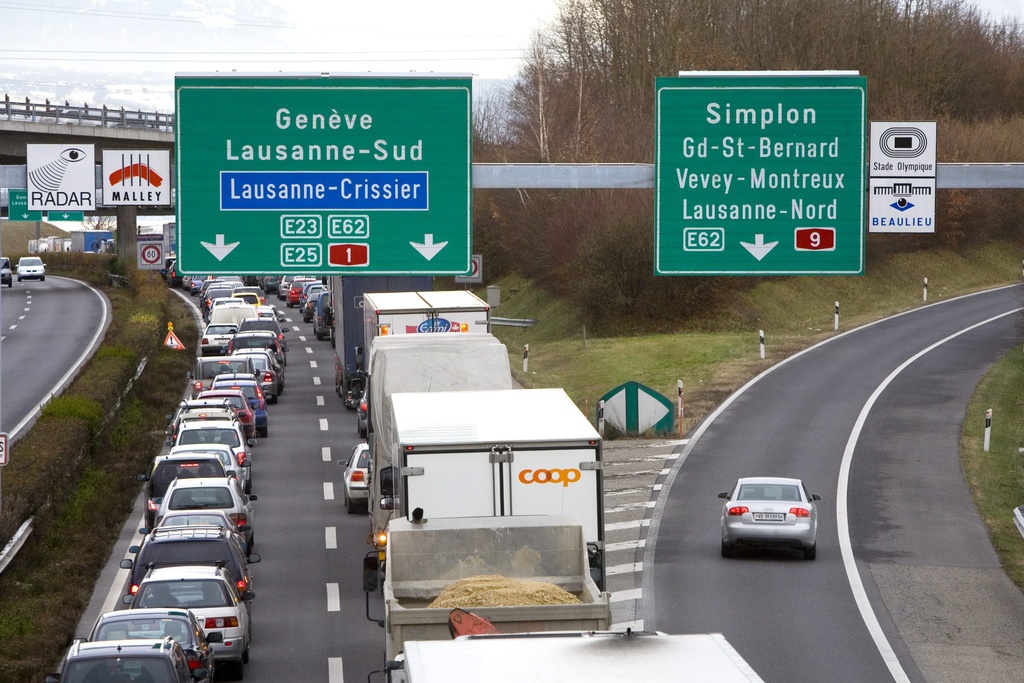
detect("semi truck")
[329,276,432,407]
[70,230,113,253]
[378,387,606,589]
[365,333,514,550]
[362,290,491,346]
[394,631,765,683]
[364,515,612,666]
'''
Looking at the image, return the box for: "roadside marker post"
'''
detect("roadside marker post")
[759,330,766,360]
[835,301,840,331]
[923,277,928,302]
[984,409,993,452]
[677,380,684,439]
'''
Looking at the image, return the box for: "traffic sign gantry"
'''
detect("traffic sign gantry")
[175,74,473,276]
[655,72,867,275]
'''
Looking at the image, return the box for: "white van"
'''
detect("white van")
[208,304,258,328]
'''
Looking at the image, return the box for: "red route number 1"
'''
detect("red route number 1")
[329,243,369,267]
[794,227,836,252]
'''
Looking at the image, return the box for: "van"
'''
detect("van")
[313,290,334,341]
[208,305,258,328]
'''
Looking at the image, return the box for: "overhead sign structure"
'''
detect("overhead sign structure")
[655,72,867,275]
[27,144,96,212]
[869,122,936,233]
[175,74,473,276]
[8,189,42,221]
[102,150,171,206]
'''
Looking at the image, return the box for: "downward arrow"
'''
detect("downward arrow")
[410,233,448,261]
[740,234,778,262]
[201,234,240,261]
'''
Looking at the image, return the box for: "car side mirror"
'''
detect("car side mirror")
[237,524,251,533]
[138,527,150,535]
[187,371,194,380]
[247,438,256,447]
[205,631,223,643]
[338,459,349,468]
[128,544,140,554]
[247,552,261,564]
[121,594,133,605]
[241,589,256,602]
[811,494,822,501]
[248,494,258,502]
[136,473,149,482]
[717,491,729,499]
[120,559,134,569]
[380,496,396,511]
[240,460,251,468]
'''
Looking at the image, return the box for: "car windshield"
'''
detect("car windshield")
[234,336,274,351]
[177,428,240,448]
[136,579,232,610]
[243,356,269,371]
[199,394,247,412]
[206,325,237,335]
[167,486,235,510]
[158,513,233,530]
[93,617,193,645]
[20,257,42,266]
[200,360,251,379]
[151,460,224,496]
[737,483,802,501]
[237,320,278,334]
[60,656,175,683]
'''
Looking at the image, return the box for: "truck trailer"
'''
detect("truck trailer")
[382,387,606,589]
[396,631,765,683]
[329,276,432,407]
[367,515,612,665]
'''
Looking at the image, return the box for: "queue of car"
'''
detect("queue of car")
[46,279,298,683]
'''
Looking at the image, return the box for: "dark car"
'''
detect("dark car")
[1,256,12,287]
[166,260,184,288]
[46,637,205,683]
[260,275,281,294]
[313,290,334,341]
[226,330,287,367]
[137,452,231,529]
[236,316,287,346]
[120,525,259,599]
[86,608,221,679]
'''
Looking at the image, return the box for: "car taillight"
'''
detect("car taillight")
[186,656,201,670]
[790,507,811,518]
[147,499,160,512]
[236,579,247,592]
[230,513,248,526]
[205,616,239,629]
[201,339,209,345]
[352,471,365,482]
[130,583,140,594]
[193,381,202,392]
[237,451,247,464]
[263,372,273,382]
[728,506,749,516]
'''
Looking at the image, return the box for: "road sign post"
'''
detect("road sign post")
[655,72,867,275]
[175,74,473,276]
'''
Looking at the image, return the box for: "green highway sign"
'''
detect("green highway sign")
[175,74,472,276]
[8,189,43,221]
[655,72,866,275]
[48,211,85,221]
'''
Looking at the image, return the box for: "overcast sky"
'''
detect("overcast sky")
[0,0,1020,113]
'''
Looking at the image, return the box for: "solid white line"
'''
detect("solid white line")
[310,360,318,369]
[321,446,331,462]
[319,418,328,431]
[326,583,340,611]
[838,308,1020,683]
[323,482,335,500]
[605,518,651,532]
[606,562,643,576]
[327,657,344,683]
[316,395,325,406]
[325,526,337,550]
[313,376,322,386]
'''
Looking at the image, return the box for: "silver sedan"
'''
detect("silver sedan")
[719,476,820,560]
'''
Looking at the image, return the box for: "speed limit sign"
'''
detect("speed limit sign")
[138,241,164,270]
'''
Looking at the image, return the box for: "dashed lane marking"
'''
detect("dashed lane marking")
[326,583,340,611]
[321,446,331,463]
[325,526,337,550]
[323,482,335,500]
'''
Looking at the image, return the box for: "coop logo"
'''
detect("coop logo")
[518,468,582,487]
[27,144,96,210]
[102,150,171,206]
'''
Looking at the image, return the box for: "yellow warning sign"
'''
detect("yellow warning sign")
[163,330,185,350]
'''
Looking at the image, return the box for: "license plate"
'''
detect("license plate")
[753,512,785,521]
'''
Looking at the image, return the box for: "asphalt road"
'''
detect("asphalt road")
[0,277,109,438]
[646,285,1024,682]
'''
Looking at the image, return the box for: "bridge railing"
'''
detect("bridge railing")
[0,94,175,132]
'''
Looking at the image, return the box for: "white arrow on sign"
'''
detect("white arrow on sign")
[201,234,240,261]
[410,233,448,261]
[740,234,778,262]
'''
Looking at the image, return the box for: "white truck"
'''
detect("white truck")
[378,387,606,590]
[362,290,491,345]
[395,631,765,683]
[366,333,515,552]
[365,515,612,667]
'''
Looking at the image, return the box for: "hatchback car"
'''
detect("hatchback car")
[207,378,268,437]
[341,443,370,514]
[137,453,231,529]
[173,420,255,470]
[86,608,220,678]
[199,322,237,357]
[0,256,12,287]
[168,443,252,495]
[189,356,258,398]
[226,330,287,367]
[128,565,253,680]
[167,401,246,441]
[194,391,257,452]
[154,509,250,553]
[232,349,284,402]
[156,477,256,549]
[16,255,45,281]
[46,637,203,683]
[236,316,286,345]
[718,476,820,560]
[286,277,317,307]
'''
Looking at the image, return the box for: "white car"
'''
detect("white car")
[719,476,820,560]
[129,564,253,679]
[169,443,252,495]
[341,443,370,514]
[173,419,254,475]
[156,476,256,550]
[16,256,45,282]
[200,322,238,356]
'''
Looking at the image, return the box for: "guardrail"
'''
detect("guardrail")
[0,94,174,132]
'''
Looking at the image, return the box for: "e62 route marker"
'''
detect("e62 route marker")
[655,71,867,276]
[175,73,473,276]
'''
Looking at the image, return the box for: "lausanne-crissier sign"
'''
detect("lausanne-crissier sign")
[175,73,472,276]
[655,72,867,275]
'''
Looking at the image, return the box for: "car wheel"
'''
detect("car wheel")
[258,427,268,438]
[248,534,255,552]
[804,544,817,560]
[242,647,249,664]
[269,394,278,404]
[244,480,252,495]
[231,659,245,680]
[720,541,734,558]
[315,331,323,340]
[40,276,45,281]
[346,493,357,514]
